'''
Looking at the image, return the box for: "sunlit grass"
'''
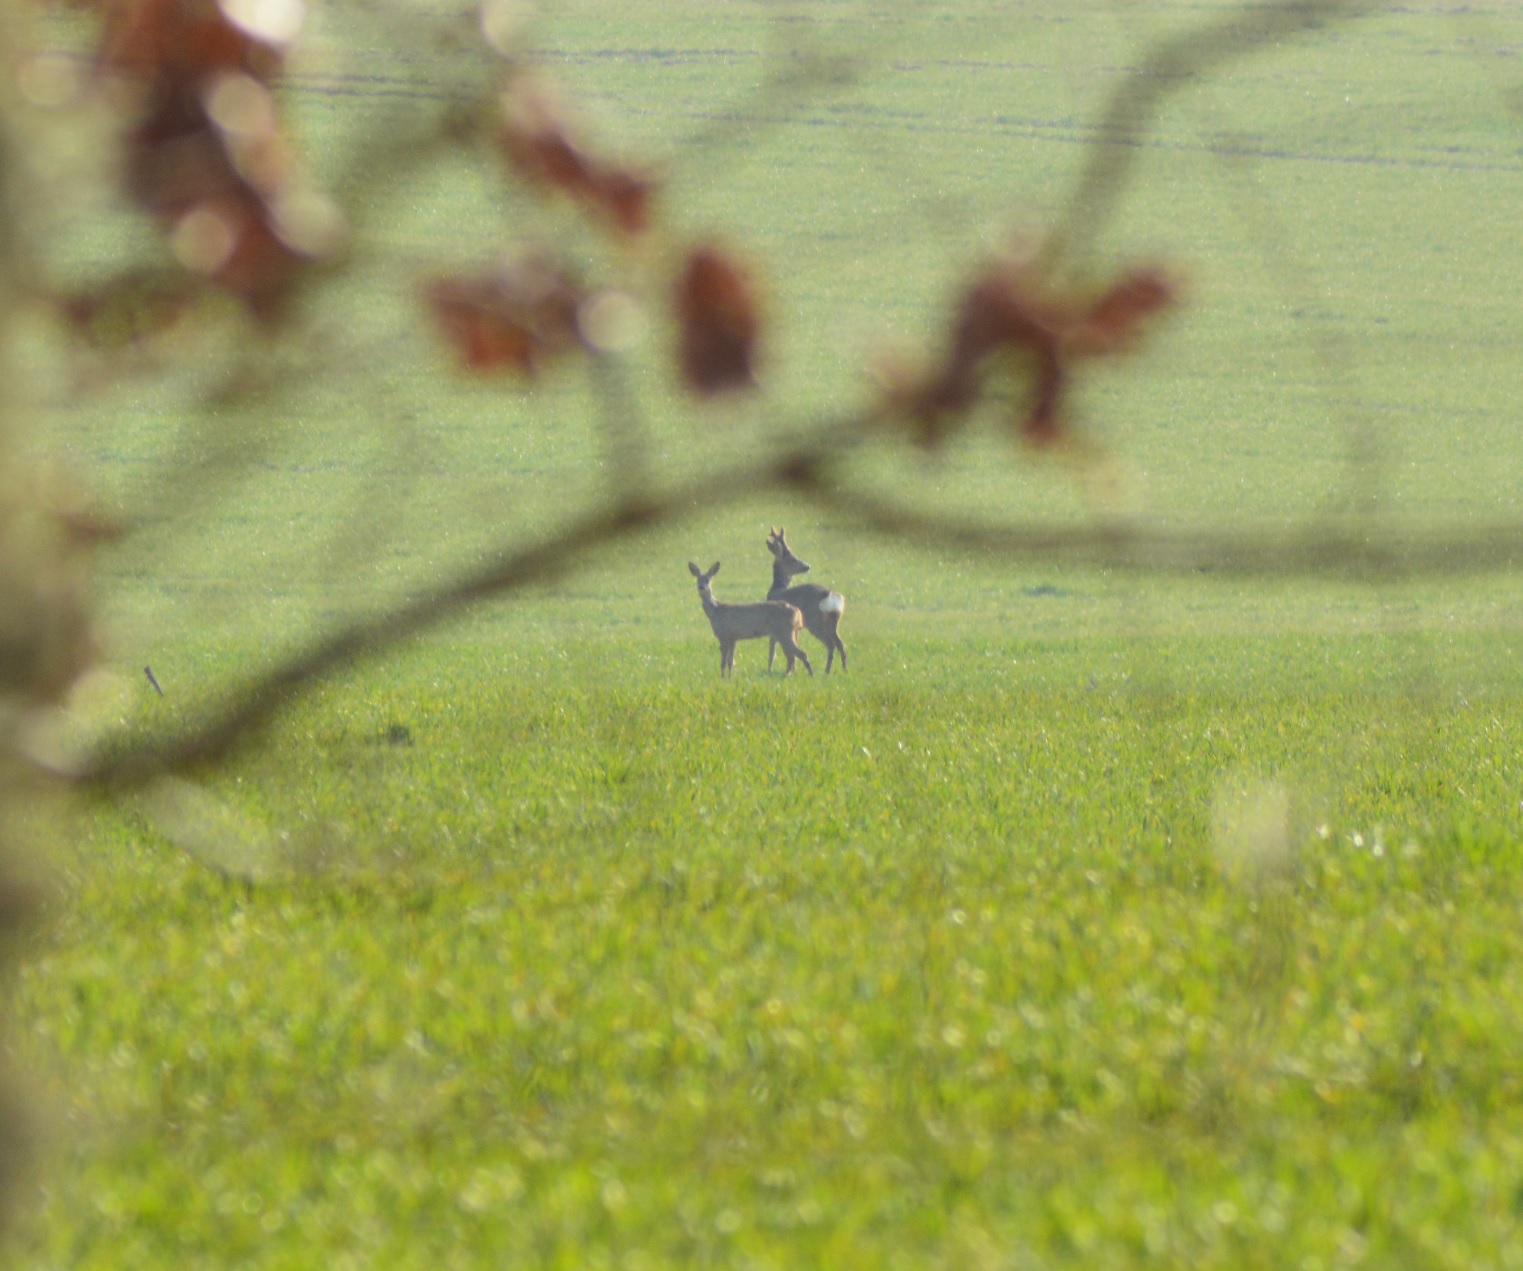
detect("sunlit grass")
[15,631,1523,1266]
[17,0,1523,1264]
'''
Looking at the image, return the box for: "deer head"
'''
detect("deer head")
[766,527,809,578]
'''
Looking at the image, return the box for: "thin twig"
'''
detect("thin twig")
[73,0,1444,795]
[81,390,1523,792]
[1048,0,1371,271]
[79,416,864,789]
[588,352,651,500]
[810,481,1523,580]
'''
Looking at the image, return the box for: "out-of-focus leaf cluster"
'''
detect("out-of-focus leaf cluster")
[874,245,1177,451]
[427,60,766,401]
[49,0,343,322]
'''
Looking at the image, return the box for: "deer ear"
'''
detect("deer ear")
[688,561,701,577]
[709,561,721,576]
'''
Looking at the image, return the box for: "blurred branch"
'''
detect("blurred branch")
[1049,0,1369,270]
[79,388,1523,791]
[77,413,866,789]
[587,351,651,499]
[810,482,1523,579]
[52,0,1456,795]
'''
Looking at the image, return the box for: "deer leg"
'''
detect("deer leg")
[795,640,813,676]
[808,618,830,660]
[768,638,778,672]
[821,616,844,673]
[814,619,832,672]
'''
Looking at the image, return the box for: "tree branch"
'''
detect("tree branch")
[1049,0,1370,270]
[79,416,864,789]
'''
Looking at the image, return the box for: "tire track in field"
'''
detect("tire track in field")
[42,33,1519,180]
[287,45,765,102]
[282,50,1523,181]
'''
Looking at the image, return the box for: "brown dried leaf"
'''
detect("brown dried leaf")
[881,249,1178,448]
[426,256,587,376]
[673,244,761,399]
[497,79,656,237]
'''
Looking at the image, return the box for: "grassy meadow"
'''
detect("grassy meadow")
[14,1,1523,1266]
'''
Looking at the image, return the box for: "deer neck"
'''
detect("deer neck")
[768,558,796,598]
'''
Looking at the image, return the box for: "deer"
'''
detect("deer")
[765,526,847,673]
[689,561,813,678]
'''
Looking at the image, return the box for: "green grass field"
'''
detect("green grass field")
[14,1,1523,1266]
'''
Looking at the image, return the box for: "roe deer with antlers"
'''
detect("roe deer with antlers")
[765,527,847,673]
[689,561,813,678]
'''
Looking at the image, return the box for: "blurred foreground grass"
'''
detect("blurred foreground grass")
[13,631,1523,1267]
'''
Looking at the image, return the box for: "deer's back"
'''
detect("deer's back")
[774,583,841,617]
[709,599,801,634]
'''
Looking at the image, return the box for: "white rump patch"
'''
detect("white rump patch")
[819,593,845,614]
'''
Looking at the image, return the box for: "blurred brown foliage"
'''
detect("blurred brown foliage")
[0,0,1398,1229]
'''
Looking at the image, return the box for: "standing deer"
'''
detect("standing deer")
[765,527,847,673]
[689,561,812,678]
